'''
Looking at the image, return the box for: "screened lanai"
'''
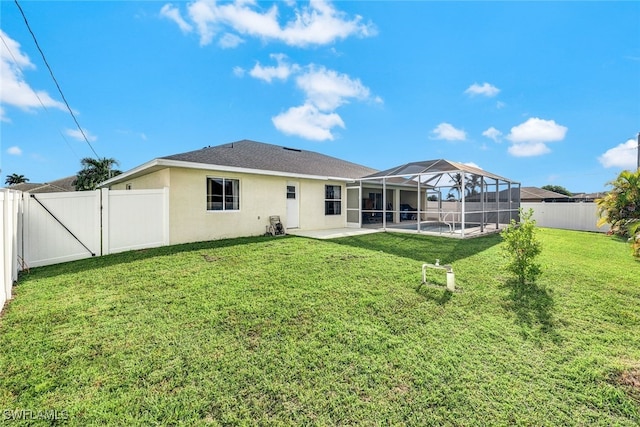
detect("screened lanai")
[346,159,521,238]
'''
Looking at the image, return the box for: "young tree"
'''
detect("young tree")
[501,208,542,284]
[4,174,29,186]
[596,169,640,257]
[74,157,122,191]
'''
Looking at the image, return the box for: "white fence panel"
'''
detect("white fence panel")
[521,202,609,233]
[23,191,101,268]
[103,188,169,254]
[1,190,21,309]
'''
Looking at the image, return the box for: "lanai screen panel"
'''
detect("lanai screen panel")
[359,159,520,237]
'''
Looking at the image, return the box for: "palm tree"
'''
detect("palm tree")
[74,157,122,191]
[596,169,640,237]
[446,173,482,200]
[5,173,29,186]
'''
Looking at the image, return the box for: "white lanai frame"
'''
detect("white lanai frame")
[357,159,521,238]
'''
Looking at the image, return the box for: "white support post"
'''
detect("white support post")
[382,179,387,230]
[495,182,500,228]
[461,173,466,238]
[417,178,421,233]
[480,176,485,233]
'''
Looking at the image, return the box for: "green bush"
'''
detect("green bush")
[501,208,542,284]
[596,169,640,259]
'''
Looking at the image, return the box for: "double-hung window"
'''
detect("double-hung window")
[207,177,240,211]
[325,185,342,215]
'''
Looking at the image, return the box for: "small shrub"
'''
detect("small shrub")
[501,208,542,284]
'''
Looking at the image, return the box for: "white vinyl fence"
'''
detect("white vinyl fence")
[1,188,168,310]
[521,202,609,233]
[23,188,169,268]
[1,190,21,311]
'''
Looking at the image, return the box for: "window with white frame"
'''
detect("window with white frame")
[325,185,342,215]
[207,177,240,211]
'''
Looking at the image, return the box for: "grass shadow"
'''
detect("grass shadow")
[18,235,294,281]
[416,283,453,305]
[502,279,562,343]
[332,231,503,264]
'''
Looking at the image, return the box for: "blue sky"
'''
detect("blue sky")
[1,1,638,192]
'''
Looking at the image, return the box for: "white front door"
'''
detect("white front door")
[286,182,299,229]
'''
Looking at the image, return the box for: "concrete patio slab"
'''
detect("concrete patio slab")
[286,228,383,240]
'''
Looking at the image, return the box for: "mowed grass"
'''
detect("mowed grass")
[0,228,638,425]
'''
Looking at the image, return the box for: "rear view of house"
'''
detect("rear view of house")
[100,140,377,244]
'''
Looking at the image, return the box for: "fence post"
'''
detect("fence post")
[101,188,109,256]
[162,187,170,246]
[2,190,12,304]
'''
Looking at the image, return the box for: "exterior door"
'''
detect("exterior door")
[286,182,299,229]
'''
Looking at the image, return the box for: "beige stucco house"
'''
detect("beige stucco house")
[100,140,378,244]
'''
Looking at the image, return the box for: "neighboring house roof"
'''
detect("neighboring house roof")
[570,192,606,202]
[102,139,378,187]
[520,186,569,201]
[5,176,76,193]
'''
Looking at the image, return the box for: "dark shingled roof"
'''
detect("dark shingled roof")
[161,140,377,179]
[520,186,569,201]
[5,176,76,193]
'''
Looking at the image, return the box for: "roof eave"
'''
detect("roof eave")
[99,158,361,187]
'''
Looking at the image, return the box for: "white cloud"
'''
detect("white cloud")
[249,54,299,83]
[160,4,193,33]
[246,56,375,141]
[278,0,376,46]
[506,117,567,157]
[295,66,370,110]
[272,103,344,141]
[507,117,567,143]
[65,128,97,142]
[508,142,551,157]
[7,146,22,155]
[598,138,637,169]
[482,126,503,142]
[465,82,500,97]
[431,123,467,141]
[164,0,375,47]
[233,66,245,77]
[219,33,244,49]
[0,30,66,118]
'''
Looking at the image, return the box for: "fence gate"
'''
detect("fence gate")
[22,191,101,268]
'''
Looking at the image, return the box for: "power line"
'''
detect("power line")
[0,31,81,162]
[14,0,100,159]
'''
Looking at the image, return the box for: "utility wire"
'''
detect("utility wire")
[0,31,81,161]
[14,0,100,159]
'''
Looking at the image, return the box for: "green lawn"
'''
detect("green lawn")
[0,228,638,425]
